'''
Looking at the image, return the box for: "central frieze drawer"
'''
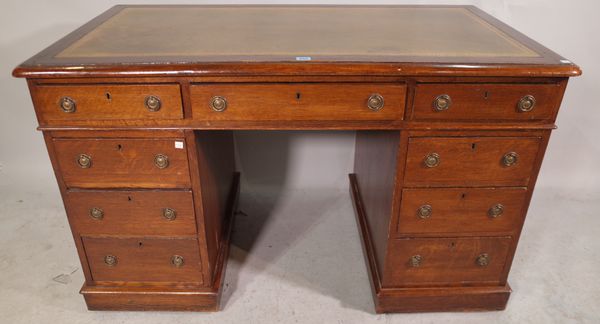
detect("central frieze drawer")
[53,138,191,189]
[404,136,541,187]
[65,190,197,236]
[32,84,183,122]
[83,237,203,283]
[411,83,563,121]
[396,187,528,236]
[190,83,406,121]
[385,237,512,286]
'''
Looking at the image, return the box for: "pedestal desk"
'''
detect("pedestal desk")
[13,5,581,313]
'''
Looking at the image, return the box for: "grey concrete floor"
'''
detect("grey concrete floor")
[1,172,599,323]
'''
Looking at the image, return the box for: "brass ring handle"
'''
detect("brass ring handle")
[417,205,432,219]
[171,255,185,267]
[367,93,385,111]
[104,255,118,267]
[89,207,104,220]
[424,153,440,168]
[488,204,504,218]
[502,152,518,167]
[59,97,76,113]
[154,154,169,169]
[144,95,162,112]
[518,95,536,112]
[76,154,92,168]
[476,253,490,267]
[409,255,422,267]
[210,96,228,112]
[162,207,177,221]
[433,94,452,111]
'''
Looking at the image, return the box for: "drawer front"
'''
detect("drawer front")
[53,138,191,189]
[404,136,541,187]
[190,83,406,121]
[65,190,196,236]
[33,84,183,122]
[397,188,528,236]
[386,237,511,286]
[83,237,203,283]
[412,83,562,121]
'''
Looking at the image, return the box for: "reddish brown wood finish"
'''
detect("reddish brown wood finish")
[411,83,564,122]
[31,84,183,124]
[384,237,512,286]
[191,83,406,121]
[404,136,541,187]
[64,190,197,236]
[396,187,528,236]
[83,236,203,283]
[52,138,191,189]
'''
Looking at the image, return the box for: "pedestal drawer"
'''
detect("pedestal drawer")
[404,136,541,187]
[190,83,406,121]
[385,237,512,287]
[53,138,191,189]
[83,237,203,283]
[65,190,197,236]
[396,187,528,236]
[32,84,183,123]
[411,83,563,121]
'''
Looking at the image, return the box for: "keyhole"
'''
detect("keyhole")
[296,92,301,100]
[450,242,456,248]
[116,144,122,151]
[138,241,143,247]
[127,196,132,202]
[471,143,477,150]
[105,92,111,101]
[484,91,489,99]
[461,193,467,199]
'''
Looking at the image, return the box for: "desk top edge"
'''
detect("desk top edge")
[13,5,582,78]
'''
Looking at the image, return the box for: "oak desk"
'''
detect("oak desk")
[13,5,581,313]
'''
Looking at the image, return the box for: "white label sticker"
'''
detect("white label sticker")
[296,56,312,61]
[174,141,184,149]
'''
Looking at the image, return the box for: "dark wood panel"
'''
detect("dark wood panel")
[412,83,564,121]
[83,237,203,283]
[194,131,236,281]
[32,84,183,123]
[53,138,191,189]
[384,237,512,286]
[396,187,528,236]
[65,190,196,236]
[191,83,406,121]
[353,131,402,273]
[404,136,541,187]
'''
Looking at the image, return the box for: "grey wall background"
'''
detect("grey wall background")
[1,0,598,196]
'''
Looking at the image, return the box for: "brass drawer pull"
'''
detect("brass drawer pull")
[154,154,169,169]
[210,96,228,112]
[59,96,76,113]
[171,255,185,267]
[518,95,536,112]
[409,255,422,267]
[367,93,385,111]
[104,255,118,266]
[502,152,518,167]
[433,94,452,111]
[417,205,432,219]
[76,154,92,168]
[424,153,440,168]
[162,207,177,220]
[488,204,504,218]
[144,95,162,112]
[89,207,104,220]
[476,253,490,267]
